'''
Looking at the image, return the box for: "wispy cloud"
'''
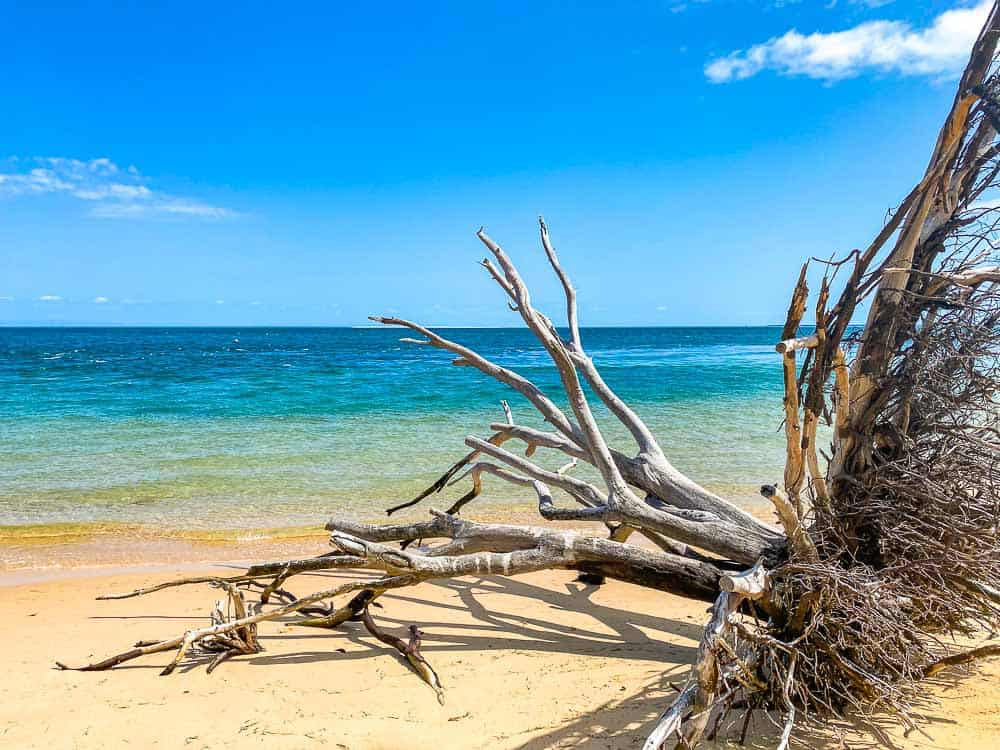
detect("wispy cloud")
[92,296,109,304]
[90,199,232,219]
[0,156,234,219]
[38,294,62,301]
[706,1,990,83]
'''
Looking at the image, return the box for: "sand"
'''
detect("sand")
[1,563,998,750]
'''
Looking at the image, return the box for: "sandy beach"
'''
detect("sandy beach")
[5,3,1000,748]
[2,561,997,750]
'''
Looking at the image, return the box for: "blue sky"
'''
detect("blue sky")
[0,0,992,326]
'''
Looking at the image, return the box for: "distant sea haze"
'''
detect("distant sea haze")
[0,327,796,534]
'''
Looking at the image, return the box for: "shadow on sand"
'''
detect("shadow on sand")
[90,569,962,749]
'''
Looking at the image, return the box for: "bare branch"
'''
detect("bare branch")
[464,435,605,507]
[476,227,634,500]
[760,484,818,561]
[371,315,584,445]
[775,334,819,354]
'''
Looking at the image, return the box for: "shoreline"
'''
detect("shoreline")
[0,505,653,584]
[0,505,560,577]
[0,525,331,580]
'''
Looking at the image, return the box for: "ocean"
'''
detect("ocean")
[0,326,794,541]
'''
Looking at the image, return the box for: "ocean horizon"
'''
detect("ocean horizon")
[0,325,805,550]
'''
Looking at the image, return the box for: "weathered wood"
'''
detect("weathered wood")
[802,278,831,508]
[923,644,1000,677]
[643,591,742,750]
[775,334,818,354]
[760,485,817,561]
[831,348,850,452]
[58,575,420,673]
[360,606,445,704]
[326,513,725,602]
[777,266,809,513]
[719,559,769,599]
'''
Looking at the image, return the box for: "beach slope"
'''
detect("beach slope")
[1,567,997,749]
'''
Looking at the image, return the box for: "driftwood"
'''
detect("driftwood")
[56,6,1000,748]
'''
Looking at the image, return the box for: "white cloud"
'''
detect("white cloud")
[0,296,14,302]
[92,296,109,304]
[706,1,991,83]
[73,184,152,201]
[0,156,234,220]
[38,294,62,302]
[90,199,232,219]
[215,299,225,305]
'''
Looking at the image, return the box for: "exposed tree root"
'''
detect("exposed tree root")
[922,644,1000,678]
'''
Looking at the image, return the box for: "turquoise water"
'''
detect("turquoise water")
[0,327,791,531]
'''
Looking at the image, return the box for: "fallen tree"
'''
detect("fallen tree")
[58,7,1000,748]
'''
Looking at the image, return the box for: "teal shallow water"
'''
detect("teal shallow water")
[0,327,793,531]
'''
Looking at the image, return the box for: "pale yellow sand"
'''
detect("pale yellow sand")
[1,565,997,749]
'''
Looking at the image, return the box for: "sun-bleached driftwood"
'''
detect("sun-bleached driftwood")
[643,591,744,750]
[759,485,817,562]
[57,6,1000,749]
[359,606,445,704]
[774,334,819,354]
